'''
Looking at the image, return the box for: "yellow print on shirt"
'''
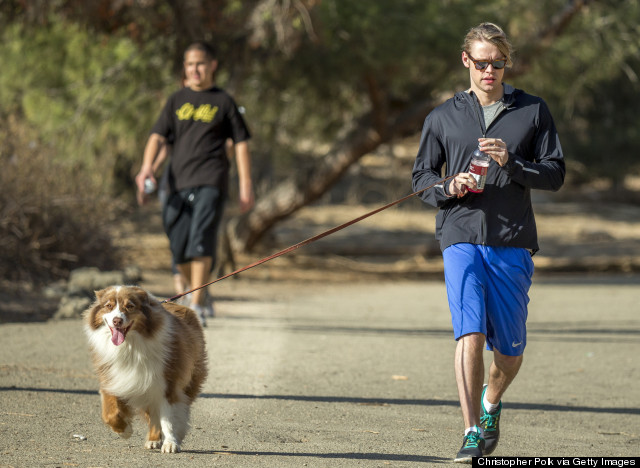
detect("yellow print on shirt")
[176,103,219,122]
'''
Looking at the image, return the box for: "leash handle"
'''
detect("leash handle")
[162,174,455,303]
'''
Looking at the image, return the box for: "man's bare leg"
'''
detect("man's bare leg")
[177,256,212,314]
[486,349,522,404]
[187,256,212,306]
[454,332,486,430]
[172,272,189,296]
[478,348,523,456]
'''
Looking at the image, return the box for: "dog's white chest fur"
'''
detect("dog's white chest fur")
[86,321,172,401]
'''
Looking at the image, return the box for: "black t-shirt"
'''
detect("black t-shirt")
[151,86,250,193]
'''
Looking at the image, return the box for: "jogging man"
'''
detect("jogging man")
[411,23,565,462]
[136,41,254,325]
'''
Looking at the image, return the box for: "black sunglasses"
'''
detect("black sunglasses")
[466,53,507,70]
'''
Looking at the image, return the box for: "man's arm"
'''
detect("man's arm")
[152,141,170,174]
[412,115,455,207]
[234,140,254,213]
[498,100,565,192]
[135,133,166,205]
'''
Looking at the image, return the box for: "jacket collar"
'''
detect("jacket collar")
[456,83,519,108]
[502,83,517,108]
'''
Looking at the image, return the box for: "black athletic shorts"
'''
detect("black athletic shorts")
[162,186,226,265]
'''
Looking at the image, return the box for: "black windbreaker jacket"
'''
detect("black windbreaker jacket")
[411,84,565,254]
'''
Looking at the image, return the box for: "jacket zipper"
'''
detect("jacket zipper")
[469,93,491,245]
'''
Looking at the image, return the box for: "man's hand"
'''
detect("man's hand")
[135,133,166,206]
[238,179,255,213]
[134,167,155,206]
[448,173,477,198]
[478,138,509,166]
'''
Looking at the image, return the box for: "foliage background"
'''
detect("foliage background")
[1,0,639,284]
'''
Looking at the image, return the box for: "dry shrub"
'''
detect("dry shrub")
[0,117,122,286]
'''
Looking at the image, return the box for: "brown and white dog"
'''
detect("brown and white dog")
[84,285,208,453]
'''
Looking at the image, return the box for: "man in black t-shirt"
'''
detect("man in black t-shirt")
[135,42,254,325]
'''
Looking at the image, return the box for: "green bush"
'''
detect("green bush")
[0,19,175,196]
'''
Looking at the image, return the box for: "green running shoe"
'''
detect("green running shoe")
[480,384,502,455]
[454,429,484,463]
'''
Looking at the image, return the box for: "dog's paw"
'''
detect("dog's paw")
[117,424,133,439]
[145,440,163,450]
[161,441,181,453]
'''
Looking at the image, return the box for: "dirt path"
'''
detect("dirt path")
[1,201,639,466]
[1,273,639,467]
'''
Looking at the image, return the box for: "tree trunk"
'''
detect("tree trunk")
[229,97,438,253]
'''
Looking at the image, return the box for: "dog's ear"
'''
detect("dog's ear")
[85,289,109,329]
[94,287,108,302]
[128,287,162,337]
[131,286,162,309]
[129,286,151,308]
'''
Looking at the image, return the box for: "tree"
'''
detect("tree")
[228,0,599,252]
[2,0,640,280]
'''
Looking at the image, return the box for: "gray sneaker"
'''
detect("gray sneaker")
[480,384,502,455]
[454,429,484,463]
[176,294,192,307]
[203,289,215,317]
[190,303,207,328]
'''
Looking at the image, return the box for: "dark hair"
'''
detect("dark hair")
[184,41,217,61]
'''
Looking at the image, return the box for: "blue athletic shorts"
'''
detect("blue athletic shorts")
[442,243,534,356]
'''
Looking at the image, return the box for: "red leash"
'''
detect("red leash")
[162,174,455,303]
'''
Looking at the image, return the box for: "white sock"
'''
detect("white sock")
[483,391,500,414]
[465,425,483,436]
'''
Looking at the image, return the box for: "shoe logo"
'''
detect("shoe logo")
[512,341,522,348]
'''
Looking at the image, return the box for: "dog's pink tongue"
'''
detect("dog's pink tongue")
[110,328,126,346]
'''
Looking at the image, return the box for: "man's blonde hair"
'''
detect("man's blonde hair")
[462,23,514,68]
